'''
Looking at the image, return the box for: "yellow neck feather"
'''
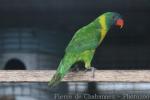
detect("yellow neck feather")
[99,15,107,42]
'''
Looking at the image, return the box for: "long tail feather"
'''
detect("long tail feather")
[48,53,77,88]
[48,72,62,87]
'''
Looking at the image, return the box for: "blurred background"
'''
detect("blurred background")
[0,0,150,100]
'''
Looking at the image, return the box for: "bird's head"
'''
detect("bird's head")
[99,12,124,29]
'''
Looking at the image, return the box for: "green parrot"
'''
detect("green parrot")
[48,12,124,87]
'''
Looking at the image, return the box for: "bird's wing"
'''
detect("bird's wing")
[65,27,100,53]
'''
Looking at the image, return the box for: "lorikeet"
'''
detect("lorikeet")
[48,12,124,87]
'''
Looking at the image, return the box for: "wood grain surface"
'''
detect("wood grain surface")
[0,70,149,82]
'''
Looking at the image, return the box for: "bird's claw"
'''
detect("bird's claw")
[71,65,79,72]
[85,67,96,78]
[91,67,96,78]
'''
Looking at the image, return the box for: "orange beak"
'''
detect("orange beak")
[116,18,124,29]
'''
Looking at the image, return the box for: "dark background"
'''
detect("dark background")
[0,0,150,69]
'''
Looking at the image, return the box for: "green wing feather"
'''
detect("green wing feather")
[66,20,101,53]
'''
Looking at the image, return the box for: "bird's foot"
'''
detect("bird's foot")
[71,65,80,72]
[85,67,96,78]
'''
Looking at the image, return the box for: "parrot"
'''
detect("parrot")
[48,12,124,87]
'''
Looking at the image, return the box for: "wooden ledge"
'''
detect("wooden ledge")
[0,70,149,82]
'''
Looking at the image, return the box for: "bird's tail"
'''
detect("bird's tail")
[48,72,62,87]
[48,53,76,87]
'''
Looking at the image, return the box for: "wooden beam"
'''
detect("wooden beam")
[0,70,149,82]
